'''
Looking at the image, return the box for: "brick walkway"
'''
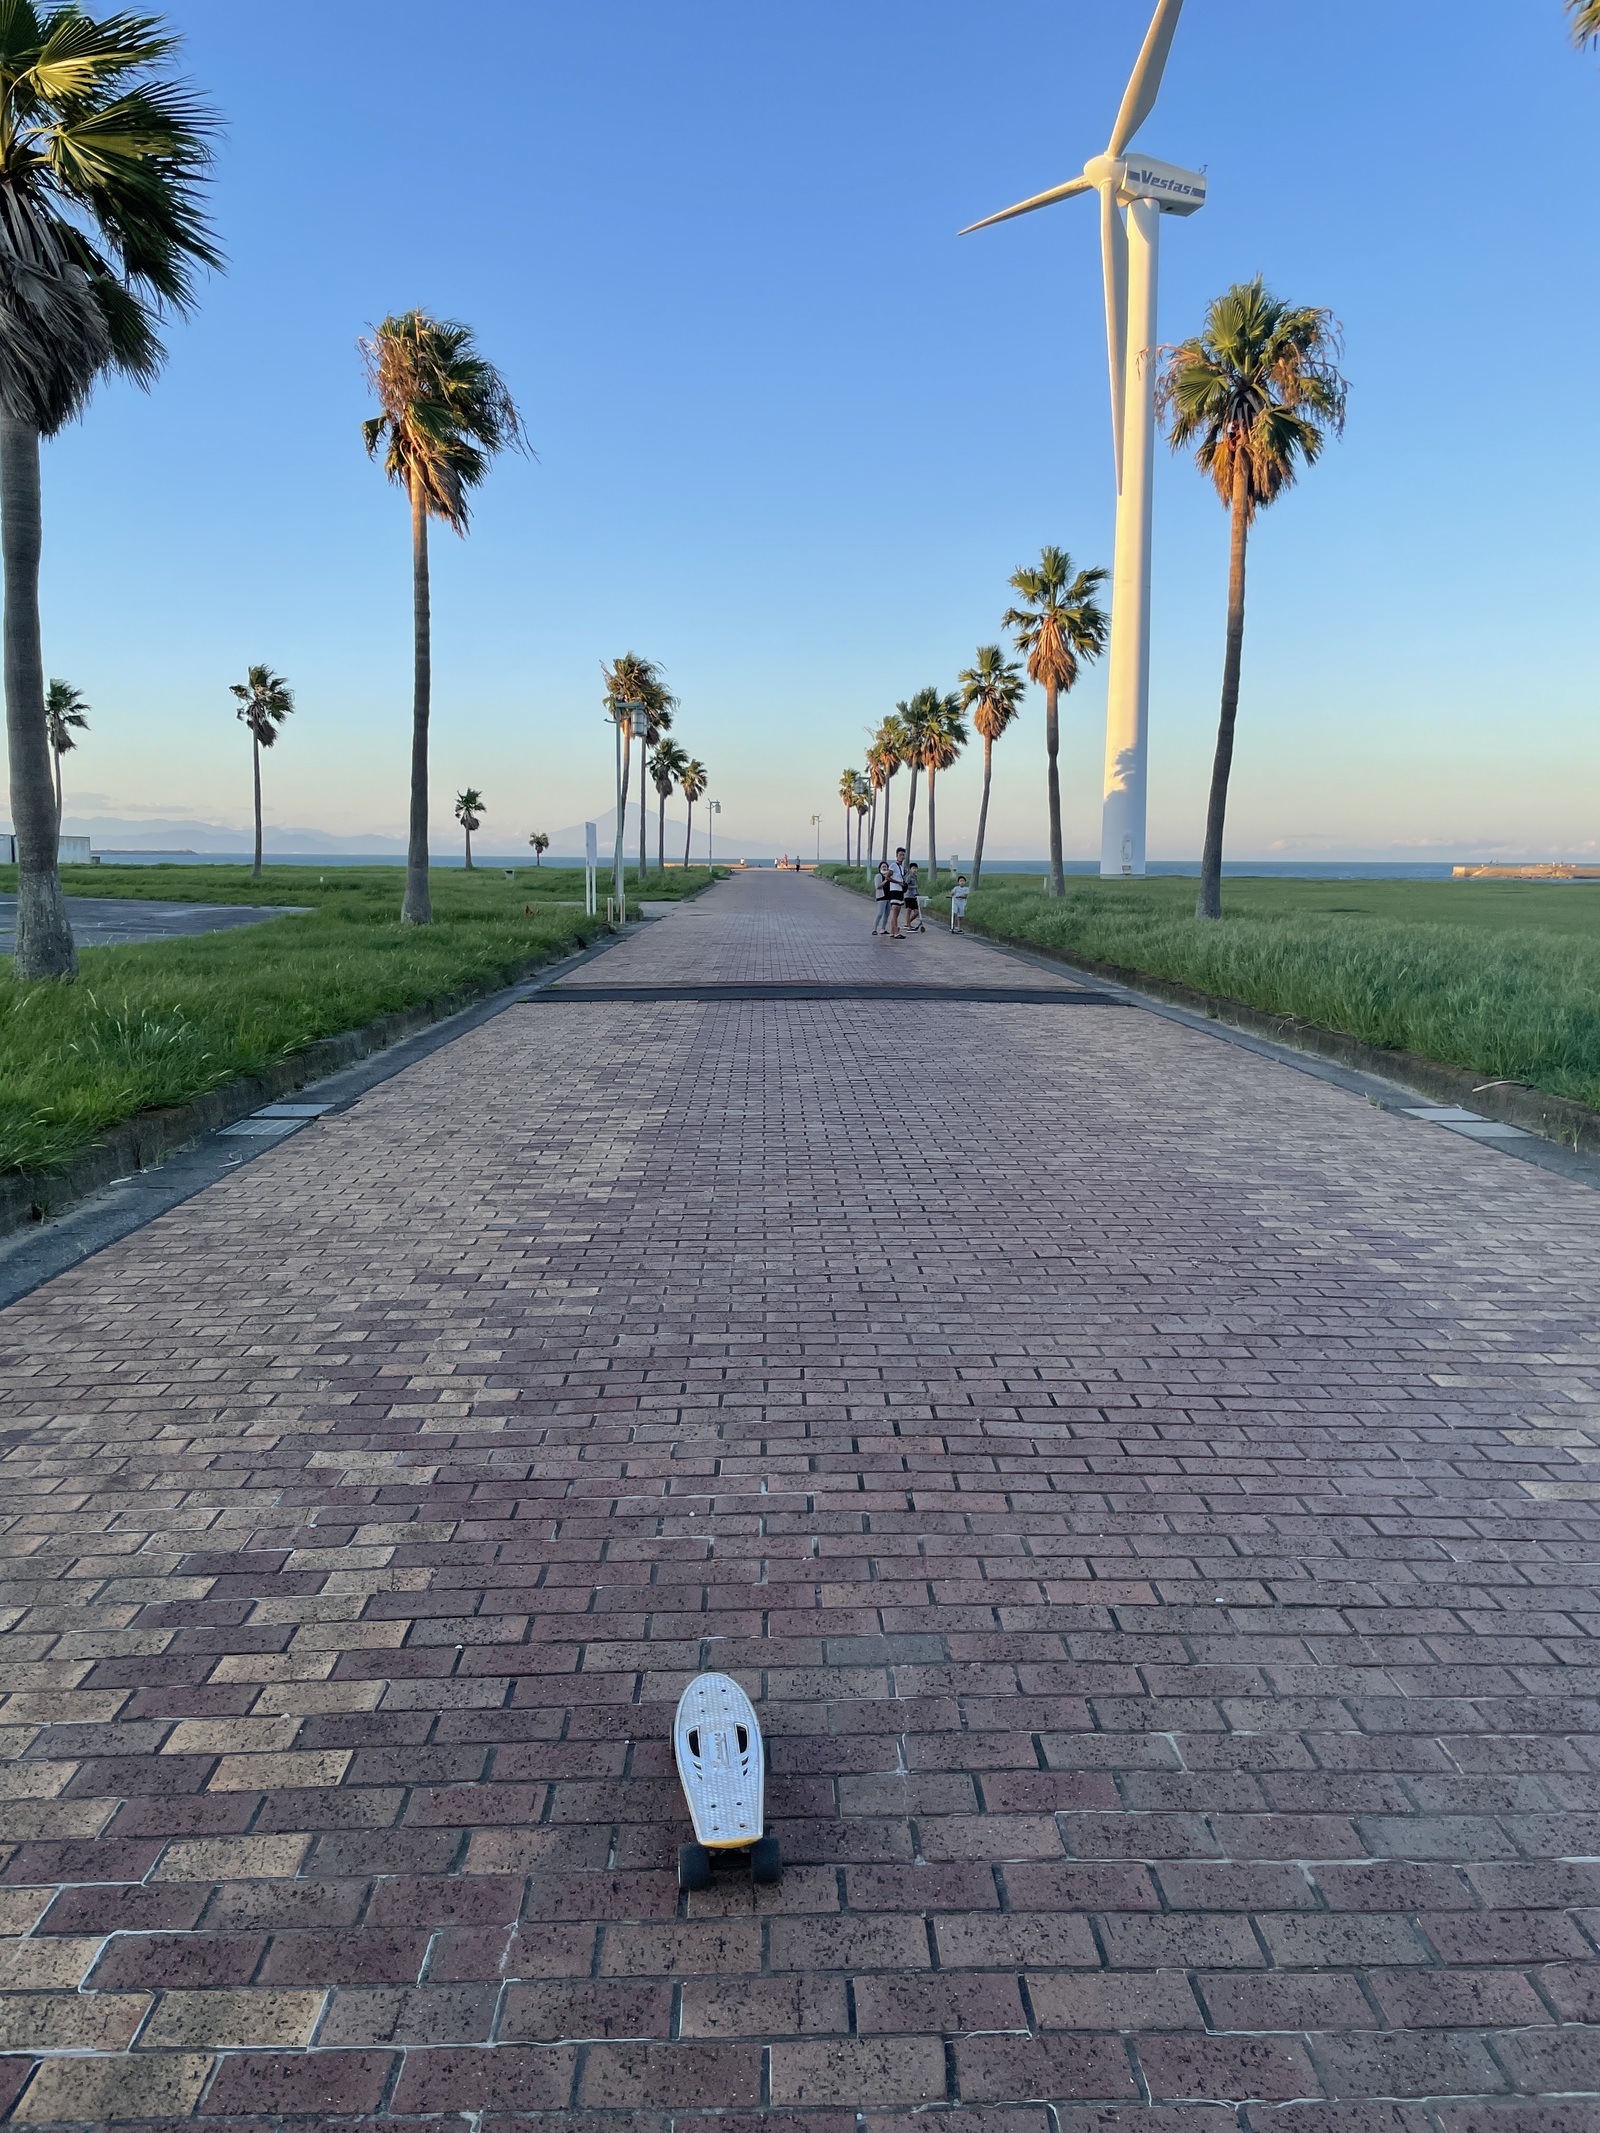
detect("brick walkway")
[2,867,1598,2130]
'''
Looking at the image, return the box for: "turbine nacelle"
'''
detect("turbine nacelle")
[1117,155,1205,215]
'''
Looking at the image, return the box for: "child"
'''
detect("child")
[903,861,923,933]
[949,874,969,933]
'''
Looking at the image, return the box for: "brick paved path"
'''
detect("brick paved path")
[2,867,1599,2130]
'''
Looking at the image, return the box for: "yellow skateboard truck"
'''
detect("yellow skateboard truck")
[673,1671,782,1890]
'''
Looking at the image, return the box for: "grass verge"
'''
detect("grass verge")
[817,865,1600,1111]
[0,864,718,1176]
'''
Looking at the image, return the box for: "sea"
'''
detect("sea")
[89,852,1483,881]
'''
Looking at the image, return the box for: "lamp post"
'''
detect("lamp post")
[707,797,721,867]
[612,700,649,917]
[810,814,821,865]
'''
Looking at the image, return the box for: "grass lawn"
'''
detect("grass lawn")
[818,865,1600,1112]
[0,863,717,1177]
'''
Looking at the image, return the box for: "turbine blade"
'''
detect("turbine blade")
[959,174,1093,234]
[1101,186,1129,492]
[1106,0,1185,158]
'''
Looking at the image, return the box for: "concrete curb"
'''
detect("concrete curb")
[0,933,611,1237]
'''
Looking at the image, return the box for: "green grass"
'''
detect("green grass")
[0,863,718,1176]
[818,865,1600,1111]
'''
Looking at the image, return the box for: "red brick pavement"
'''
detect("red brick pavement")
[1,866,1598,2130]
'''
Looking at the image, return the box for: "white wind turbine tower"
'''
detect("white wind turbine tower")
[964,0,1203,877]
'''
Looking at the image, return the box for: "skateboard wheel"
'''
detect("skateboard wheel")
[750,1834,783,1884]
[678,1841,712,1891]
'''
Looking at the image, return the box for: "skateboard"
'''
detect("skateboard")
[672,1671,782,1889]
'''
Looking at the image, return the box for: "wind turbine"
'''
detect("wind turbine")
[964,0,1203,878]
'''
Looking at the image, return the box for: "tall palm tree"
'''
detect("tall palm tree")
[838,766,862,863]
[911,692,966,882]
[678,758,708,867]
[870,733,896,865]
[0,4,218,979]
[362,311,526,926]
[228,665,293,880]
[602,651,675,888]
[851,775,871,866]
[868,721,905,864]
[897,694,936,859]
[528,831,549,866]
[1568,2,1600,44]
[1002,547,1108,900]
[1159,277,1348,921]
[958,645,1024,889]
[650,737,688,871]
[454,787,484,868]
[45,677,88,831]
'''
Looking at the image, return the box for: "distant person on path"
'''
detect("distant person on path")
[871,859,892,934]
[887,849,908,938]
[903,861,924,934]
[949,874,969,933]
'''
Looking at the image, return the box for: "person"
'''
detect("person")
[887,848,907,938]
[903,860,924,933]
[871,859,892,934]
[949,874,969,934]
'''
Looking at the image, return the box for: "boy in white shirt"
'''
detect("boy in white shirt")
[949,875,969,933]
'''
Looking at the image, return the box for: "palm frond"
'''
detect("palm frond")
[1568,0,1600,46]
[1157,276,1347,519]
[360,310,528,535]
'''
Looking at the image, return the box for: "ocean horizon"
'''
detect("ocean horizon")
[63,852,1586,882]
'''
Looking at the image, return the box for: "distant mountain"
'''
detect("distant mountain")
[58,814,406,853]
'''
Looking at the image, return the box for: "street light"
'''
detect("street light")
[707,797,721,867]
[810,814,820,865]
[611,700,649,917]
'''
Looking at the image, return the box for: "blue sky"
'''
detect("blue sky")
[20,0,1600,861]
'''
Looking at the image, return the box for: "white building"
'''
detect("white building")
[1,833,92,864]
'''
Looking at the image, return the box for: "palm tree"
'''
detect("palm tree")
[1159,277,1348,921]
[911,693,966,882]
[1003,547,1109,900]
[865,737,895,866]
[45,678,89,832]
[229,665,294,880]
[455,788,485,868]
[958,646,1024,889]
[528,831,550,866]
[650,738,688,870]
[602,651,675,888]
[897,694,936,859]
[362,311,526,926]
[1568,2,1600,44]
[851,775,872,867]
[838,766,862,862]
[678,758,708,867]
[0,5,219,979]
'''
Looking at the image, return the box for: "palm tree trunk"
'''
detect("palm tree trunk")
[251,735,263,879]
[53,741,62,831]
[971,736,994,889]
[639,748,649,878]
[1045,681,1064,899]
[683,802,694,869]
[464,824,473,869]
[2,416,75,979]
[926,771,938,882]
[658,791,667,873]
[1196,461,1251,923]
[401,480,432,924]
[880,775,895,864]
[904,765,921,859]
[866,793,877,870]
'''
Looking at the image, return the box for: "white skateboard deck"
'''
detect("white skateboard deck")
[673,1672,764,1849]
